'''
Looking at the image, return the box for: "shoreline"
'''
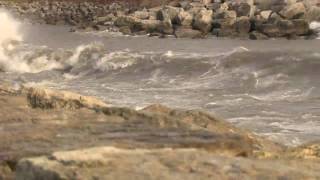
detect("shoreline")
[0,81,320,179]
[1,0,320,40]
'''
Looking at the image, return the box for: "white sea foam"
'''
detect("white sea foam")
[310,21,320,39]
[0,11,63,73]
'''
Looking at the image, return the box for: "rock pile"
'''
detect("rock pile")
[2,0,320,39]
[114,0,320,39]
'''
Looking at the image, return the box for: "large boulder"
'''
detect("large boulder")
[140,19,162,33]
[292,19,310,35]
[270,0,287,13]
[212,10,237,37]
[279,2,306,19]
[235,16,251,35]
[133,10,150,20]
[114,16,143,32]
[306,6,320,22]
[193,8,213,33]
[230,2,252,17]
[276,19,296,36]
[302,0,320,9]
[258,23,281,37]
[156,9,174,34]
[177,10,194,26]
[257,18,309,38]
[174,27,204,38]
[164,6,183,24]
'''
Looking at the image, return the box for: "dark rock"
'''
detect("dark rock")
[231,2,252,17]
[156,9,174,34]
[249,31,269,40]
[277,19,295,36]
[292,19,310,35]
[235,16,251,35]
[259,23,280,37]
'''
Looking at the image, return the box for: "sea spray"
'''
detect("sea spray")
[0,10,22,44]
[0,10,24,72]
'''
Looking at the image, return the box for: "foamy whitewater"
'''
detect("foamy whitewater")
[1,11,320,146]
[310,21,320,39]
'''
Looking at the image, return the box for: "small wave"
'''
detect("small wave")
[249,88,314,102]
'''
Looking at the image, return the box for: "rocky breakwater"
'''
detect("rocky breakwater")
[114,0,320,39]
[0,0,128,31]
[2,0,320,39]
[0,82,320,179]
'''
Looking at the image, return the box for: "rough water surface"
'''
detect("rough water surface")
[1,12,320,146]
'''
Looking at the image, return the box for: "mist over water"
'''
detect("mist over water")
[1,11,320,146]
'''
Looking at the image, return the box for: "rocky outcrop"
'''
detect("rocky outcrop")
[27,87,108,110]
[16,146,320,180]
[2,0,319,39]
[288,142,320,159]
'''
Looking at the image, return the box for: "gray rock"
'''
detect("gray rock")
[174,27,203,38]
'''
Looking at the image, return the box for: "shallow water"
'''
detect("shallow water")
[1,14,320,146]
